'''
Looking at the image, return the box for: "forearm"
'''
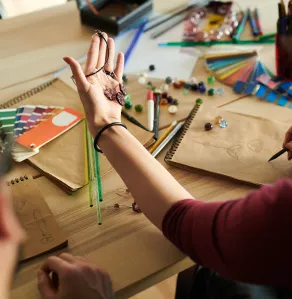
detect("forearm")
[99,126,193,229]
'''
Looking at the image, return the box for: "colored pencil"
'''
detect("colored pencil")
[149,121,177,154]
[94,149,103,202]
[84,121,92,207]
[153,93,161,140]
[254,8,264,36]
[124,23,147,67]
[152,122,184,158]
[157,40,275,47]
[233,9,250,41]
[248,9,259,37]
[268,148,288,162]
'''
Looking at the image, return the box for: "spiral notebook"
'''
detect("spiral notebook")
[165,105,292,185]
[8,174,67,261]
[3,79,154,193]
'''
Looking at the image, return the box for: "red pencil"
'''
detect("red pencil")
[254,8,263,36]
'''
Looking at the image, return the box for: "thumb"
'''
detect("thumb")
[285,141,292,151]
[38,270,56,299]
[63,57,90,93]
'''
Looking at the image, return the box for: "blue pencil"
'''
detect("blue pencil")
[124,23,147,67]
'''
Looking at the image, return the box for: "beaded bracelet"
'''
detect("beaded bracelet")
[94,122,127,153]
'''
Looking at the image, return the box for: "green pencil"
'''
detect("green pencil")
[94,149,103,202]
[158,39,275,47]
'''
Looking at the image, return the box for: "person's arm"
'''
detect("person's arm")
[163,179,292,288]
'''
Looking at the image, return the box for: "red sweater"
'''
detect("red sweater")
[162,179,292,288]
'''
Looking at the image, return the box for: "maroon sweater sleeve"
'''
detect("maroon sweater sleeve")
[162,179,292,288]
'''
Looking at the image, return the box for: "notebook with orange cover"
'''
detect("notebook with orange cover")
[165,105,292,185]
[8,174,67,261]
[2,79,154,193]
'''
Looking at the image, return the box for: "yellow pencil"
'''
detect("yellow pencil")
[149,121,177,154]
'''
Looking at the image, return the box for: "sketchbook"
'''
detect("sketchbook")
[8,174,67,261]
[165,105,292,185]
[2,79,154,193]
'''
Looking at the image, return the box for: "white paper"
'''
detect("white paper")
[115,23,198,81]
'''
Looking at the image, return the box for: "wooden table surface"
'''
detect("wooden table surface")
[0,1,288,298]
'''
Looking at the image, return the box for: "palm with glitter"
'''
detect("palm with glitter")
[64,33,125,137]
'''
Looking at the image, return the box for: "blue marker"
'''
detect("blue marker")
[248,8,259,37]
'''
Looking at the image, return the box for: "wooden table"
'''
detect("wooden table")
[0,1,288,298]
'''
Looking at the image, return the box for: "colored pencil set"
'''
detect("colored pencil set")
[276,0,292,79]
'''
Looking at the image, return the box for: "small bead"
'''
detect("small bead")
[183,89,189,96]
[216,87,224,95]
[191,84,198,91]
[140,72,148,78]
[167,96,173,104]
[168,105,178,114]
[214,116,223,124]
[208,88,215,96]
[155,89,162,94]
[152,86,157,91]
[161,84,169,92]
[124,94,131,101]
[135,104,143,112]
[198,81,205,87]
[165,76,173,84]
[122,74,128,83]
[124,100,132,109]
[196,98,203,105]
[160,98,168,106]
[173,99,179,105]
[114,203,120,209]
[147,81,152,86]
[162,92,168,99]
[149,64,155,71]
[184,82,192,89]
[199,85,206,94]
[219,119,228,128]
[173,81,183,89]
[138,76,146,85]
[205,122,213,131]
[207,76,216,85]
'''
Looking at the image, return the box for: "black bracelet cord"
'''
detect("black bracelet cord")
[94,122,127,153]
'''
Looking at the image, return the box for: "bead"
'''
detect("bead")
[204,122,213,131]
[114,203,120,209]
[124,100,132,109]
[149,64,155,71]
[198,81,205,87]
[147,81,152,86]
[196,98,203,105]
[135,104,143,112]
[124,94,131,101]
[160,98,168,106]
[122,74,128,83]
[162,92,168,99]
[138,76,146,85]
[216,87,224,95]
[120,83,127,96]
[173,99,179,105]
[207,76,216,85]
[199,85,206,94]
[184,82,192,89]
[165,76,173,84]
[132,202,142,213]
[173,81,183,89]
[214,116,223,124]
[219,119,228,128]
[183,89,189,96]
[168,105,178,114]
[191,84,198,91]
[151,86,157,91]
[167,96,173,104]
[155,89,162,94]
[140,72,148,78]
[208,88,215,96]
[116,92,125,106]
[161,84,169,91]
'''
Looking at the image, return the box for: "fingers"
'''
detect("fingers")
[104,38,115,72]
[114,52,125,82]
[41,256,70,275]
[38,269,56,299]
[97,32,108,70]
[59,253,75,263]
[85,34,100,74]
[283,126,292,147]
[63,57,90,93]
[288,151,292,161]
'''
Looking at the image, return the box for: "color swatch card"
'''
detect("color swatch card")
[13,107,83,162]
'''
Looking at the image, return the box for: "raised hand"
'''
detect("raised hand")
[63,32,125,137]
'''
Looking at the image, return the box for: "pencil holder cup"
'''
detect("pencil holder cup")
[276,35,292,80]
